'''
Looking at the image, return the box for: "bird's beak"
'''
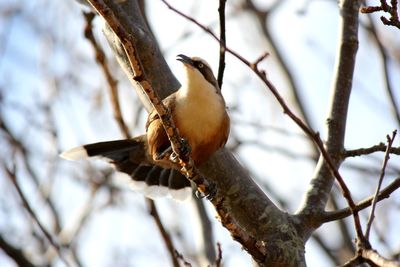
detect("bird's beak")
[176,54,194,67]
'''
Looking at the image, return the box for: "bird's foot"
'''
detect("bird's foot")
[154,146,172,161]
[195,179,217,200]
[178,138,191,162]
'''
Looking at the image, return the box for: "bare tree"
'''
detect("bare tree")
[1,0,399,266]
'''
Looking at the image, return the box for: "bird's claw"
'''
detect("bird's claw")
[178,138,191,161]
[195,180,217,200]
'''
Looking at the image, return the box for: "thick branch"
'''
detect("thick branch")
[298,0,362,236]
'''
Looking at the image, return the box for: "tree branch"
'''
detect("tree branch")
[83,11,130,138]
[298,0,362,236]
[345,143,400,157]
[3,164,73,267]
[217,0,227,89]
[361,0,400,29]
[322,177,400,222]
[342,247,400,267]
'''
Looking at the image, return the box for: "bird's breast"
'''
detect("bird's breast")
[174,93,225,149]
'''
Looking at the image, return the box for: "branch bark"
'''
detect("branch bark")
[297,0,362,236]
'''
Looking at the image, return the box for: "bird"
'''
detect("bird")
[61,54,230,200]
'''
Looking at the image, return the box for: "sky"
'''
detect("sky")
[0,0,399,266]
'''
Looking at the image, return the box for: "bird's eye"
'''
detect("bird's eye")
[198,63,204,68]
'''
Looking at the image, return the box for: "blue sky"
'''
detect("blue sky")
[1,0,399,266]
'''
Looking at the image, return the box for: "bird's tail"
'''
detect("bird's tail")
[60,135,192,201]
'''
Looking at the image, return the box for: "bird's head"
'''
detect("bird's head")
[176,54,219,90]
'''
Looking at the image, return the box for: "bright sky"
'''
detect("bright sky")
[1,0,399,266]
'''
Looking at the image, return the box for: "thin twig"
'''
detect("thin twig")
[361,0,400,28]
[322,177,400,222]
[345,143,400,157]
[217,0,227,89]
[365,130,397,240]
[193,198,217,263]
[147,201,179,267]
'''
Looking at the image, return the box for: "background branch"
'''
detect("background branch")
[217,0,227,89]
[365,130,397,240]
[3,165,73,267]
[82,9,180,267]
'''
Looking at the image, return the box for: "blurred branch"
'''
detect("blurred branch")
[242,0,318,157]
[230,137,315,161]
[363,12,400,126]
[365,130,397,240]
[215,242,222,267]
[192,198,216,263]
[3,164,73,267]
[361,0,400,29]
[83,11,131,138]
[82,8,181,267]
[311,232,342,265]
[174,250,192,267]
[58,175,102,246]
[148,201,180,267]
[0,234,38,267]
[0,106,63,234]
[328,193,357,259]
[217,0,227,88]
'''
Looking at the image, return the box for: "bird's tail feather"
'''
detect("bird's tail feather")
[60,136,192,201]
